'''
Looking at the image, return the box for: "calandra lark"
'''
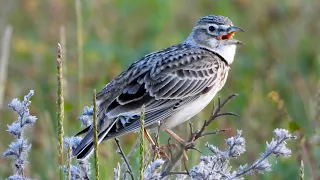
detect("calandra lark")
[73,15,244,159]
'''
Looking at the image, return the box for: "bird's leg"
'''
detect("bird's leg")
[143,128,169,159]
[144,128,156,146]
[164,129,190,163]
[165,129,185,144]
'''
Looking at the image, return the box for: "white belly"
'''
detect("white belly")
[160,87,219,129]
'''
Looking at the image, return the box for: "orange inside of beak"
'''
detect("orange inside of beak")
[217,32,235,40]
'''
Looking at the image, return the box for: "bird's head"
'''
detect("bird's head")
[185,15,244,65]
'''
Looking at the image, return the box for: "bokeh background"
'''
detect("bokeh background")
[0,0,319,179]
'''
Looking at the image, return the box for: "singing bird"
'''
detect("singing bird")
[73,15,244,159]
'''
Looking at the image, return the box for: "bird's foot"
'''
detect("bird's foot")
[151,143,176,159]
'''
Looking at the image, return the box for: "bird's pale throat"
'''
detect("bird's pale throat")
[217,32,235,40]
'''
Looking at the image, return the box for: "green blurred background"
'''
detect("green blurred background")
[0,0,319,179]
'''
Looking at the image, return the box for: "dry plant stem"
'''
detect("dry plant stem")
[75,0,84,113]
[114,138,135,180]
[161,94,238,178]
[0,26,12,109]
[56,43,65,180]
[140,105,146,180]
[93,89,100,180]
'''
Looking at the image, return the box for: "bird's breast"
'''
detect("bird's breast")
[160,86,220,130]
[160,66,229,130]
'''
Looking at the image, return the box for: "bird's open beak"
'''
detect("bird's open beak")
[217,26,245,45]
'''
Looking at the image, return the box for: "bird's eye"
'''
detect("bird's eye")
[208,26,216,32]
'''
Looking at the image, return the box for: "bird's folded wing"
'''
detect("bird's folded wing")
[95,45,225,136]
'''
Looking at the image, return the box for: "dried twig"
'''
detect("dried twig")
[200,129,229,138]
[114,138,135,180]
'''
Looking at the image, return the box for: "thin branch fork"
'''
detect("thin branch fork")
[191,94,238,142]
[114,138,135,180]
[183,94,238,151]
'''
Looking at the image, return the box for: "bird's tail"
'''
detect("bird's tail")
[72,128,95,160]
[73,117,117,160]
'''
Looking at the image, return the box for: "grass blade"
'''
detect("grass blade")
[56,43,65,180]
[93,89,100,180]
